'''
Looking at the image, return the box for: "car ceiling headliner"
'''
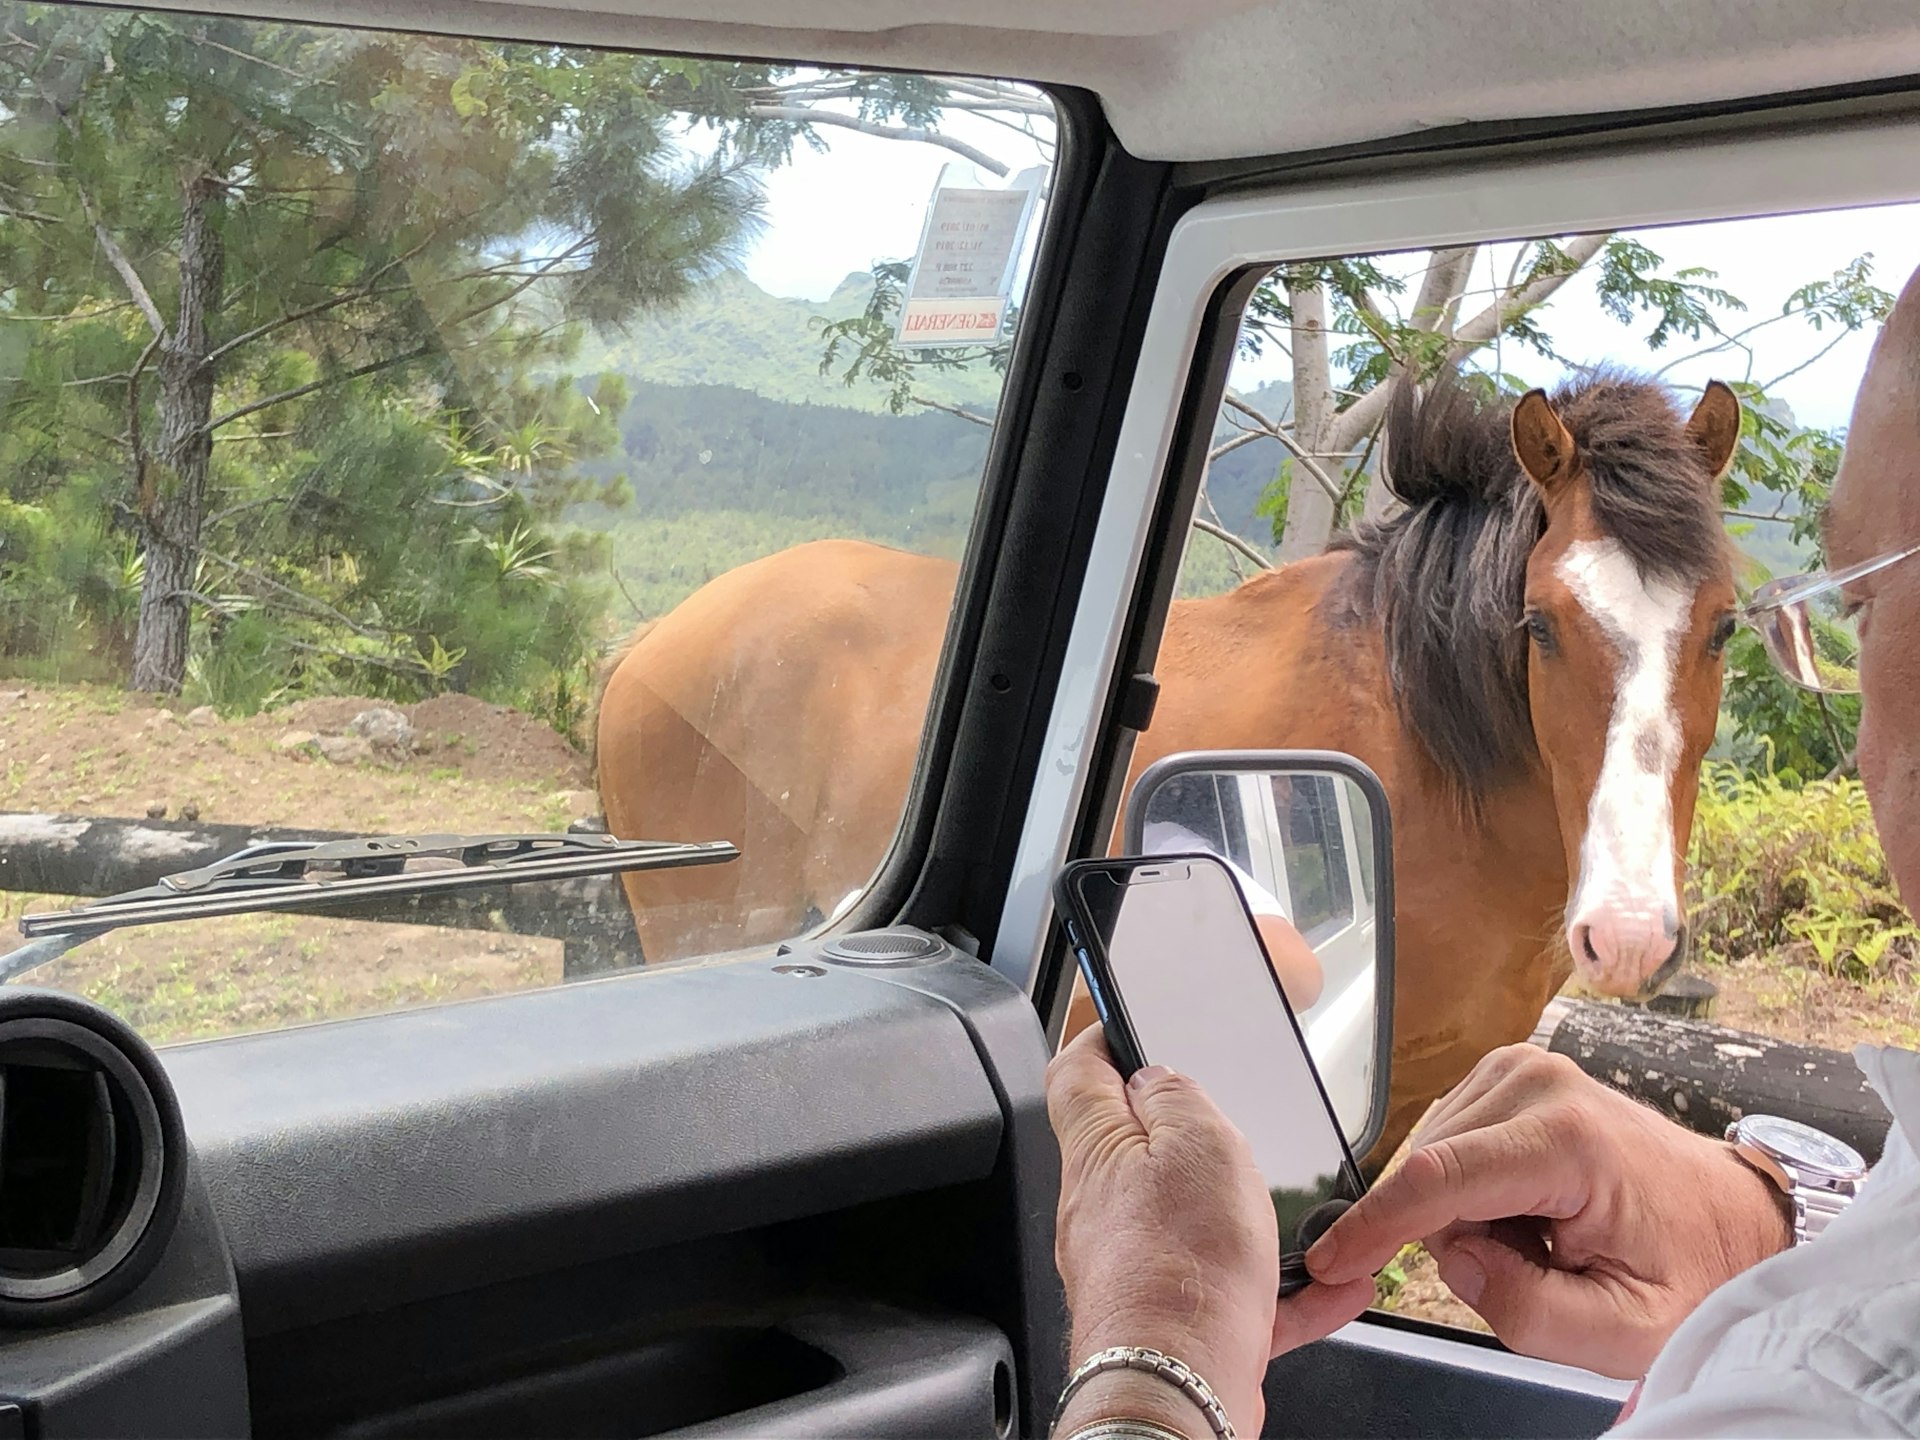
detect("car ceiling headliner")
[159,0,1920,161]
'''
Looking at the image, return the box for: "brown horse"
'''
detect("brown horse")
[596,370,1740,1158]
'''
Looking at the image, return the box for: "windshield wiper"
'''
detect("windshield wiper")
[2,831,735,982]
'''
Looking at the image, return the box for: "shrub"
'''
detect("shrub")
[1689,760,1916,981]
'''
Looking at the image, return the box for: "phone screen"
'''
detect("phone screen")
[1071,856,1361,1257]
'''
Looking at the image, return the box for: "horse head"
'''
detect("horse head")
[1510,376,1740,998]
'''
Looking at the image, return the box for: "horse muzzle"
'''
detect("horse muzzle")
[1567,904,1687,999]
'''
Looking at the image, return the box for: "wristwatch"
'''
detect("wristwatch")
[1724,1114,1869,1245]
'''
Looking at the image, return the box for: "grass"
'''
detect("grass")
[1690,761,1916,982]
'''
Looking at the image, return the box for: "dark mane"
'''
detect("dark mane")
[1328,368,1725,811]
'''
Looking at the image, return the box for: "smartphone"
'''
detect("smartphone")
[1055,852,1366,1295]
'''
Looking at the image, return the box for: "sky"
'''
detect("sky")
[727,100,1920,436]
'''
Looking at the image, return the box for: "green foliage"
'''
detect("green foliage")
[1690,762,1914,982]
[1253,461,1292,547]
[1593,238,1743,349]
[1718,629,1859,785]
[814,260,1013,414]
[0,7,1009,705]
[1372,1242,1419,1309]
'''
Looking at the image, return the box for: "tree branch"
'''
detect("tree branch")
[745,105,1009,176]
[1759,329,1855,392]
[909,392,994,427]
[202,233,443,368]
[443,236,595,329]
[206,493,295,526]
[199,549,400,642]
[607,556,646,620]
[1326,232,1611,455]
[128,333,160,518]
[204,343,435,433]
[1207,429,1271,464]
[1192,516,1273,572]
[1196,482,1247,583]
[1410,246,1476,334]
[1222,391,1344,504]
[82,205,166,338]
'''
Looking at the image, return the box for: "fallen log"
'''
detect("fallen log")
[0,811,642,978]
[1531,996,1893,1164]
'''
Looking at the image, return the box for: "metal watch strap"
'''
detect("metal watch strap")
[1793,1181,1857,1244]
[1052,1346,1235,1440]
[1724,1117,1865,1246]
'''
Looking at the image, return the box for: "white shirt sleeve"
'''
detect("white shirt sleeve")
[1140,819,1291,922]
[1609,1045,1920,1438]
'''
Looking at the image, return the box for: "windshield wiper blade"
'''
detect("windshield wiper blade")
[14,831,736,944]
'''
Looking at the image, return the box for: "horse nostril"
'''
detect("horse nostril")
[1574,923,1601,966]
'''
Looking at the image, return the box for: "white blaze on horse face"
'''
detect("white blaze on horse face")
[1556,538,1689,996]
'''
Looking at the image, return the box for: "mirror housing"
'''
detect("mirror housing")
[1123,750,1395,1161]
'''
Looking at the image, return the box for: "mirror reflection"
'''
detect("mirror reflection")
[1133,766,1382,1146]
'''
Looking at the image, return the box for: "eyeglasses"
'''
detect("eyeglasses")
[1742,541,1920,694]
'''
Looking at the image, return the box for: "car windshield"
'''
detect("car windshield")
[0,4,1057,1041]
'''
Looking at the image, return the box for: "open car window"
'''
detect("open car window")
[1139,201,1920,1331]
[0,4,1056,1043]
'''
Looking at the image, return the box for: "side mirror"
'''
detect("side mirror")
[1124,750,1394,1160]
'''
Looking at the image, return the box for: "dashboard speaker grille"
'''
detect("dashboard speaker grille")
[818,930,946,966]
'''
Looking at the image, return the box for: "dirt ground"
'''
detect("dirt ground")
[0,683,592,1043]
[0,683,590,830]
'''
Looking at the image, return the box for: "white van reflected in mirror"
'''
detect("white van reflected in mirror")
[1124,751,1394,1158]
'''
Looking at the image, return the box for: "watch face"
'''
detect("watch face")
[1738,1115,1866,1178]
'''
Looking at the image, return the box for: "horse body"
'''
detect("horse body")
[597,539,949,962]
[598,541,1583,1156]
[597,371,1739,1161]
[1138,555,1576,1152]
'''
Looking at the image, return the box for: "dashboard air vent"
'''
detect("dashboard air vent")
[0,989,185,1326]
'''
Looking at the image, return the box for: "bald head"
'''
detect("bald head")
[1828,263,1920,564]
[1831,259,1920,914]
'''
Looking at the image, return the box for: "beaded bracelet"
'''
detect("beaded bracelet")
[1058,1421,1192,1440]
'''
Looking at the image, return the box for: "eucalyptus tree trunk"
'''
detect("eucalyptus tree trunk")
[1276,279,1339,564]
[131,173,224,694]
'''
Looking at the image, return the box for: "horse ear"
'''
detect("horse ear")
[1685,379,1742,483]
[1511,388,1576,492]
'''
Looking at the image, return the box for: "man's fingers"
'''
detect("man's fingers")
[1269,1277,1376,1358]
[1430,1233,1619,1371]
[1124,1064,1232,1135]
[1307,1120,1582,1284]
[1405,1045,1539,1152]
[1044,1024,1137,1154]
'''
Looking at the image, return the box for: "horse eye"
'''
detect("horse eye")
[1708,614,1738,656]
[1525,611,1556,653]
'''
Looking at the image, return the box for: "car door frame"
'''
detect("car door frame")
[993,99,1920,1410]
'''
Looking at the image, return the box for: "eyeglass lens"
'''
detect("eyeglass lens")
[1747,575,1860,693]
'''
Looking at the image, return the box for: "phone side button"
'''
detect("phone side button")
[1077,954,1110,1026]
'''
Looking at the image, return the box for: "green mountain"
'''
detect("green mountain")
[574,378,991,619]
[571,268,1005,416]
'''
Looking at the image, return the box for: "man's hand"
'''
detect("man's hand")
[1307,1045,1792,1379]
[1046,1026,1374,1436]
